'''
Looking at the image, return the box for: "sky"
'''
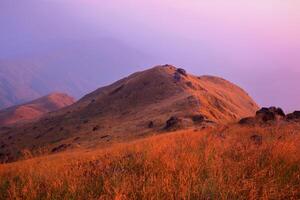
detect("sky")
[0,0,300,111]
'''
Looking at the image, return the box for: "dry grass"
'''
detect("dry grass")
[0,124,300,200]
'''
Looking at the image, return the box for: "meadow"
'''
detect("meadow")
[0,124,300,200]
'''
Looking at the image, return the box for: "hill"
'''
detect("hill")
[0,93,75,126]
[0,65,258,162]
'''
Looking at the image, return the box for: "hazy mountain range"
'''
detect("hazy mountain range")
[0,38,153,109]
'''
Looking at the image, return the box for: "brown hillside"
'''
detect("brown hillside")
[0,65,258,162]
[0,93,75,126]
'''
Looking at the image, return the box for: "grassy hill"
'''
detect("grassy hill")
[0,65,258,163]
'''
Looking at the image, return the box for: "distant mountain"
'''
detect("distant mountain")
[0,93,75,126]
[0,65,258,162]
[0,38,152,109]
[0,61,41,108]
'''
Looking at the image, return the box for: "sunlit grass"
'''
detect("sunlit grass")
[0,124,300,200]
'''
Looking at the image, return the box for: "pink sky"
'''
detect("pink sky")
[69,0,299,70]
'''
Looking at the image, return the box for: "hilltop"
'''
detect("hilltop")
[0,93,75,126]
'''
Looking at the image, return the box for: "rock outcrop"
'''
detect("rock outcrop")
[239,107,300,125]
[286,111,300,121]
[256,107,285,122]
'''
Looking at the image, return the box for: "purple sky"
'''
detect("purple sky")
[0,0,300,111]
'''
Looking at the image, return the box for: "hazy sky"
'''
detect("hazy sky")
[0,0,300,111]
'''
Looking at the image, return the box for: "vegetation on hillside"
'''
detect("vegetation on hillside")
[0,124,300,200]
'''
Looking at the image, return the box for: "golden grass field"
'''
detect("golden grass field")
[1,123,300,200]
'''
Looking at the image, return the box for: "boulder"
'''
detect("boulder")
[256,109,275,122]
[164,116,181,130]
[148,121,154,128]
[93,125,100,131]
[186,81,196,89]
[51,144,71,153]
[239,107,285,125]
[239,117,255,125]
[100,135,110,139]
[192,114,205,123]
[250,134,262,145]
[286,111,300,121]
[256,107,285,122]
[173,72,182,81]
[176,68,187,76]
[269,107,285,117]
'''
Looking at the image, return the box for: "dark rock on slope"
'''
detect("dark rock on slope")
[239,107,300,125]
[256,107,285,122]
[286,111,300,121]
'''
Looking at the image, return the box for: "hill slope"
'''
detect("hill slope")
[0,65,258,162]
[0,93,75,126]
